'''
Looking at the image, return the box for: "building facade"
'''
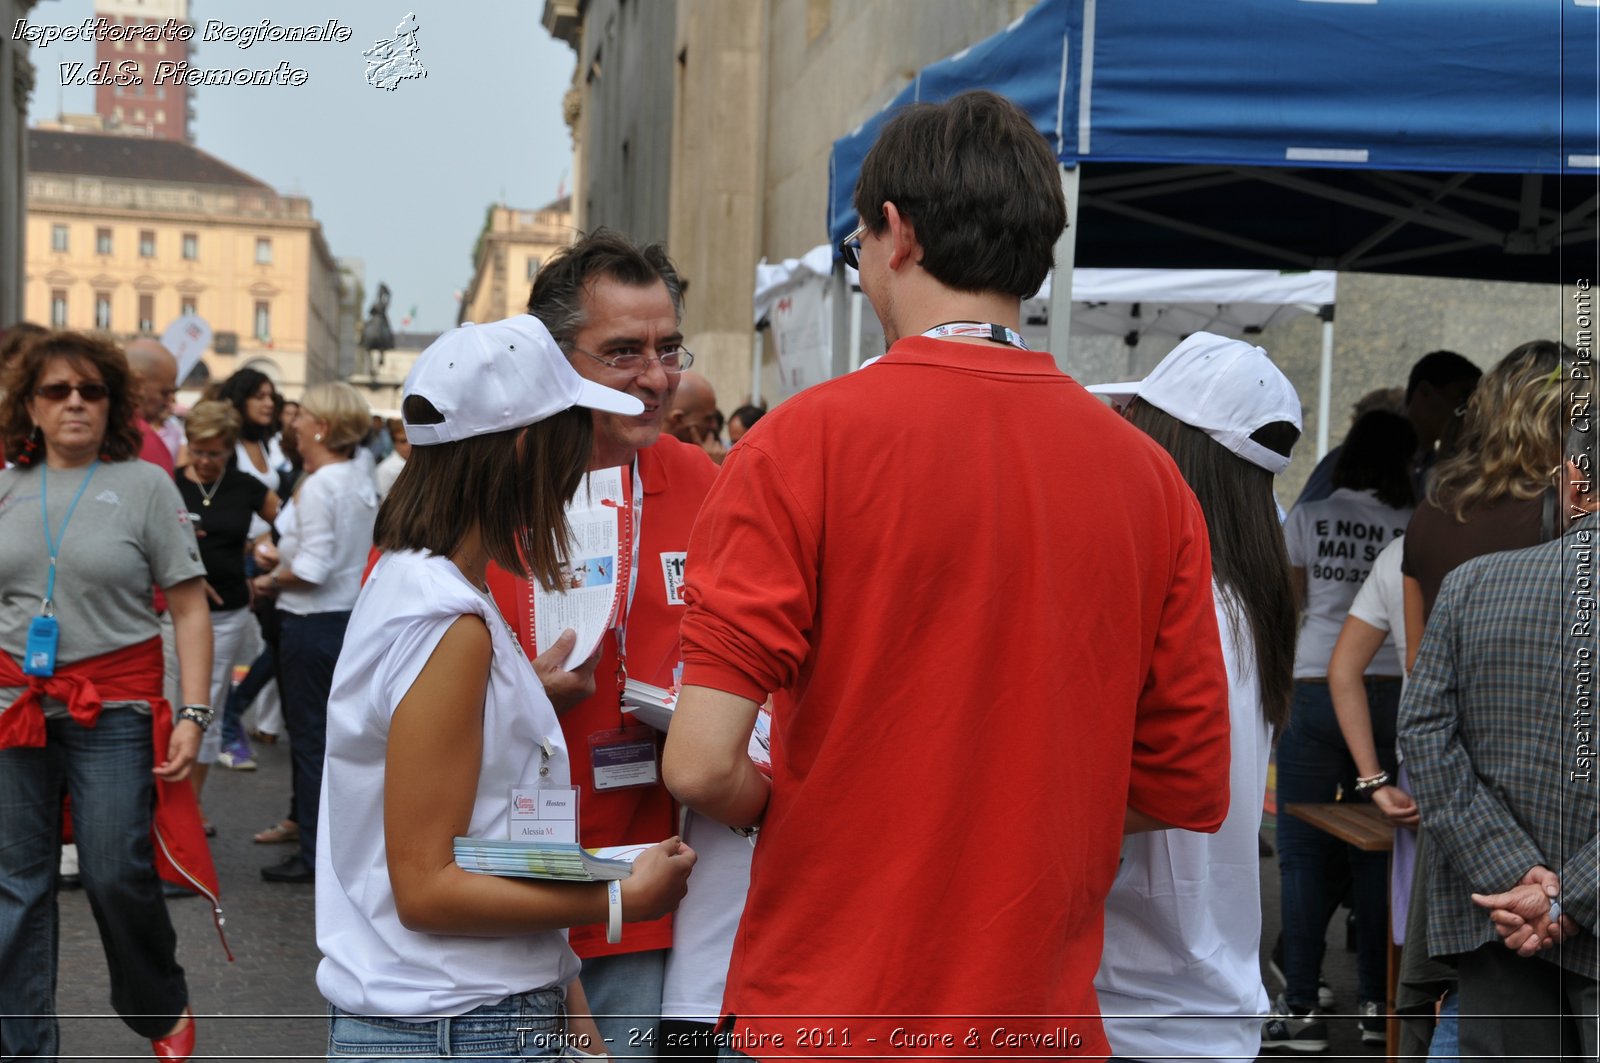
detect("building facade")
[458,198,575,326]
[23,128,341,394]
[2,0,39,326]
[91,0,194,142]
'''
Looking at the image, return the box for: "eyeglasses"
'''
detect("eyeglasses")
[34,382,110,402]
[839,223,866,270]
[573,345,694,375]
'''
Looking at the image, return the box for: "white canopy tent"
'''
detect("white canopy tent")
[753,251,1341,453]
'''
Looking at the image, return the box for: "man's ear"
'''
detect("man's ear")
[882,202,921,271]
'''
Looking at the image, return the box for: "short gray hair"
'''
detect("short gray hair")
[525,228,685,352]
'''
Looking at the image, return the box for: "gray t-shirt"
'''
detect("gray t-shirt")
[0,459,205,711]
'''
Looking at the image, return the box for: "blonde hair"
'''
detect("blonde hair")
[183,400,241,446]
[1427,340,1571,522]
[299,381,370,455]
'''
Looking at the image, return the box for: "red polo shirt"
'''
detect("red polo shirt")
[680,338,1231,1059]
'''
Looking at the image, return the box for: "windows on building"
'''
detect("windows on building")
[255,237,273,265]
[50,290,67,329]
[527,257,540,281]
[138,294,155,333]
[95,228,112,255]
[139,230,156,257]
[181,296,197,318]
[50,224,68,252]
[182,232,198,260]
[95,292,112,330]
[254,300,271,341]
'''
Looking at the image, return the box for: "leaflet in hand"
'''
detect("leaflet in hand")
[532,466,633,670]
[452,838,648,882]
[621,677,773,776]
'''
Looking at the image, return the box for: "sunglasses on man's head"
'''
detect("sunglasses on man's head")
[34,383,110,402]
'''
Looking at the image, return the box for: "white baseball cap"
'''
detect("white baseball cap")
[1086,332,1303,475]
[402,314,643,446]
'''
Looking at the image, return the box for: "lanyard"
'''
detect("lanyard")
[922,321,1029,350]
[39,462,101,617]
[614,457,645,700]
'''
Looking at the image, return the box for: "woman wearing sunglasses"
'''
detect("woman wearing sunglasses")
[0,330,217,1062]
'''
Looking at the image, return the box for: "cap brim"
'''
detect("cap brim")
[575,378,645,416]
[1084,379,1143,406]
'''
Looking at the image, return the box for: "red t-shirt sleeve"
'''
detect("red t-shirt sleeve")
[1127,488,1231,833]
[680,440,818,703]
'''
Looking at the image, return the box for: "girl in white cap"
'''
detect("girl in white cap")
[1088,332,1303,1061]
[315,314,697,1060]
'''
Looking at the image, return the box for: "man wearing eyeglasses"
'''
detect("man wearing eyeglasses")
[486,228,720,1057]
[663,90,1232,1060]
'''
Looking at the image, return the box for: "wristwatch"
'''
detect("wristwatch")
[177,704,215,730]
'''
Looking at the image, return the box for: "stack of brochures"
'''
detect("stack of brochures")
[452,839,646,882]
[621,678,773,776]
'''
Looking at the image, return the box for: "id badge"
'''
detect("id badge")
[509,785,579,844]
[588,726,659,791]
[24,615,59,677]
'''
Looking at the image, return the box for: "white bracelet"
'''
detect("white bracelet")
[606,879,622,944]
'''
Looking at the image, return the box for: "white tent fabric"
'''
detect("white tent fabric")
[754,249,1335,342]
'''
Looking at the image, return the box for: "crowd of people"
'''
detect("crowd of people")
[0,88,1592,1063]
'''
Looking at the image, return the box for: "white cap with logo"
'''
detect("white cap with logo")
[402,314,643,446]
[1086,331,1302,475]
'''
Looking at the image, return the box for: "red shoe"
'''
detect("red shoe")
[151,1007,194,1062]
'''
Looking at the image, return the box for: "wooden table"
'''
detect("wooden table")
[1284,802,1399,1060]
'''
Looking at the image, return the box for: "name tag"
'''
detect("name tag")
[660,552,688,606]
[588,726,659,791]
[508,785,578,844]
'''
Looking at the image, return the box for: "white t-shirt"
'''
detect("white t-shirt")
[316,550,580,1016]
[1096,587,1273,1062]
[661,811,753,1023]
[276,459,377,615]
[375,451,407,500]
[1283,488,1412,677]
[236,436,287,541]
[1346,534,1408,674]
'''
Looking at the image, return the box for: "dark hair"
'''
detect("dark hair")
[213,368,278,442]
[1,322,48,371]
[1406,349,1481,403]
[853,90,1065,299]
[527,228,685,352]
[1125,400,1300,732]
[375,398,593,591]
[1332,410,1417,509]
[729,404,765,430]
[0,330,144,465]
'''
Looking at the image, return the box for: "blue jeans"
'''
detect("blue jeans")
[328,988,568,1060]
[279,610,350,869]
[1428,988,1459,1062]
[1275,677,1399,1011]
[581,949,667,1058]
[0,706,188,1057]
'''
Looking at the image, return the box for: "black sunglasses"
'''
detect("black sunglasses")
[34,382,110,402]
[839,223,866,270]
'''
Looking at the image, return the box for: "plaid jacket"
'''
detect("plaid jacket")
[1400,512,1598,977]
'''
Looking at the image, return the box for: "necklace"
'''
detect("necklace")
[195,475,222,507]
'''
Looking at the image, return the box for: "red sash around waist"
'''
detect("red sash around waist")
[0,638,231,958]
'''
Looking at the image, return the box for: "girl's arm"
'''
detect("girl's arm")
[1328,614,1418,828]
[384,614,695,937]
[1403,575,1426,675]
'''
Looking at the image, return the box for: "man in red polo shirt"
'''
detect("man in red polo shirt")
[664,91,1232,1060]
[487,230,717,1056]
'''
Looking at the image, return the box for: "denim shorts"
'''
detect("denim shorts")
[329,988,571,1060]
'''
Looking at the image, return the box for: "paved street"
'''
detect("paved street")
[55,735,326,1060]
[49,737,1379,1060]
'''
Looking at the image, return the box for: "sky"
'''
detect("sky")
[24,0,577,333]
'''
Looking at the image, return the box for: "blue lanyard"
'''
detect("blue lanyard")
[39,462,101,616]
